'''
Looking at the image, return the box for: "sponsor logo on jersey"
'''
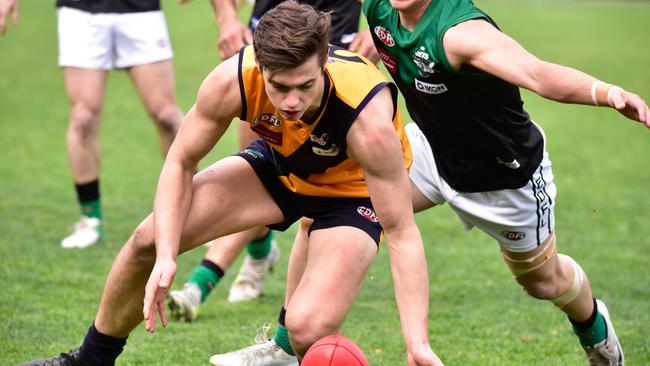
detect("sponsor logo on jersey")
[253,113,281,128]
[373,26,395,47]
[312,144,340,157]
[412,46,436,76]
[496,157,521,169]
[501,231,526,241]
[357,206,380,223]
[309,133,330,146]
[242,148,265,160]
[377,47,397,74]
[415,79,448,94]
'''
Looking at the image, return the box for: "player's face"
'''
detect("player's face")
[263,54,325,121]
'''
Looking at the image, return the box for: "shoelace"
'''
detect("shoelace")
[71,217,96,231]
[254,322,273,344]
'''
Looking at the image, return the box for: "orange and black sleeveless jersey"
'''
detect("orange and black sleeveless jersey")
[237,45,411,198]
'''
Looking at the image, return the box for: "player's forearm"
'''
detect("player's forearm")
[533,61,619,107]
[210,0,239,27]
[152,160,194,260]
[388,232,432,349]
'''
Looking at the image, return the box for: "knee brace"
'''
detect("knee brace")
[550,254,585,308]
[501,234,557,278]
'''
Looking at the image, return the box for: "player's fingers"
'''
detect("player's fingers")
[142,271,160,321]
[147,305,157,333]
[12,1,18,24]
[348,36,361,52]
[219,41,237,60]
[641,104,650,128]
[243,29,253,45]
[0,11,6,35]
[158,301,168,328]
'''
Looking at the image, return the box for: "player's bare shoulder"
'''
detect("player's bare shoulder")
[195,55,243,122]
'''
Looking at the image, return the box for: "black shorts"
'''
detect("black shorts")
[236,140,383,244]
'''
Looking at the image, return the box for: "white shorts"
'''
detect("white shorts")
[406,122,556,252]
[57,7,173,70]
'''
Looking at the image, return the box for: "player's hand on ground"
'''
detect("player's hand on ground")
[348,28,380,64]
[218,16,252,60]
[0,0,19,36]
[608,88,650,128]
[407,343,445,366]
[143,258,177,333]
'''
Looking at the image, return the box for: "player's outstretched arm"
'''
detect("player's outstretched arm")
[443,19,649,128]
[0,0,18,36]
[210,0,252,60]
[347,87,443,366]
[143,56,242,332]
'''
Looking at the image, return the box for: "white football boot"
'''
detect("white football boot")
[167,283,202,322]
[209,323,298,366]
[227,240,280,302]
[583,299,624,366]
[60,216,103,249]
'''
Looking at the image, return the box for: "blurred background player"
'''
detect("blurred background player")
[167,0,381,320]
[0,0,185,249]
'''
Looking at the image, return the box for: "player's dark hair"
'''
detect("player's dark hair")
[253,1,331,73]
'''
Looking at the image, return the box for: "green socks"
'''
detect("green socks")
[75,180,102,219]
[81,199,102,219]
[273,325,295,356]
[247,230,273,259]
[572,299,607,347]
[188,260,224,303]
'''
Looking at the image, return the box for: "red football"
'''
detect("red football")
[302,335,369,366]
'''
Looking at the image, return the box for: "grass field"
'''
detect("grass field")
[1,1,649,365]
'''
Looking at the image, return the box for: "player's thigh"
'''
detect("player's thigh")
[287,225,376,328]
[128,60,177,114]
[177,156,284,253]
[62,68,107,111]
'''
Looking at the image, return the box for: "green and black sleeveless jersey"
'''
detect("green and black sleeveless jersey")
[364,0,544,192]
[56,0,160,13]
[250,0,361,47]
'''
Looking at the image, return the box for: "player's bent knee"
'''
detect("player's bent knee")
[128,222,156,264]
[285,311,337,354]
[69,103,101,129]
[68,116,100,143]
[152,104,181,130]
[518,254,585,307]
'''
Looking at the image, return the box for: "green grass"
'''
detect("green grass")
[1,0,649,364]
